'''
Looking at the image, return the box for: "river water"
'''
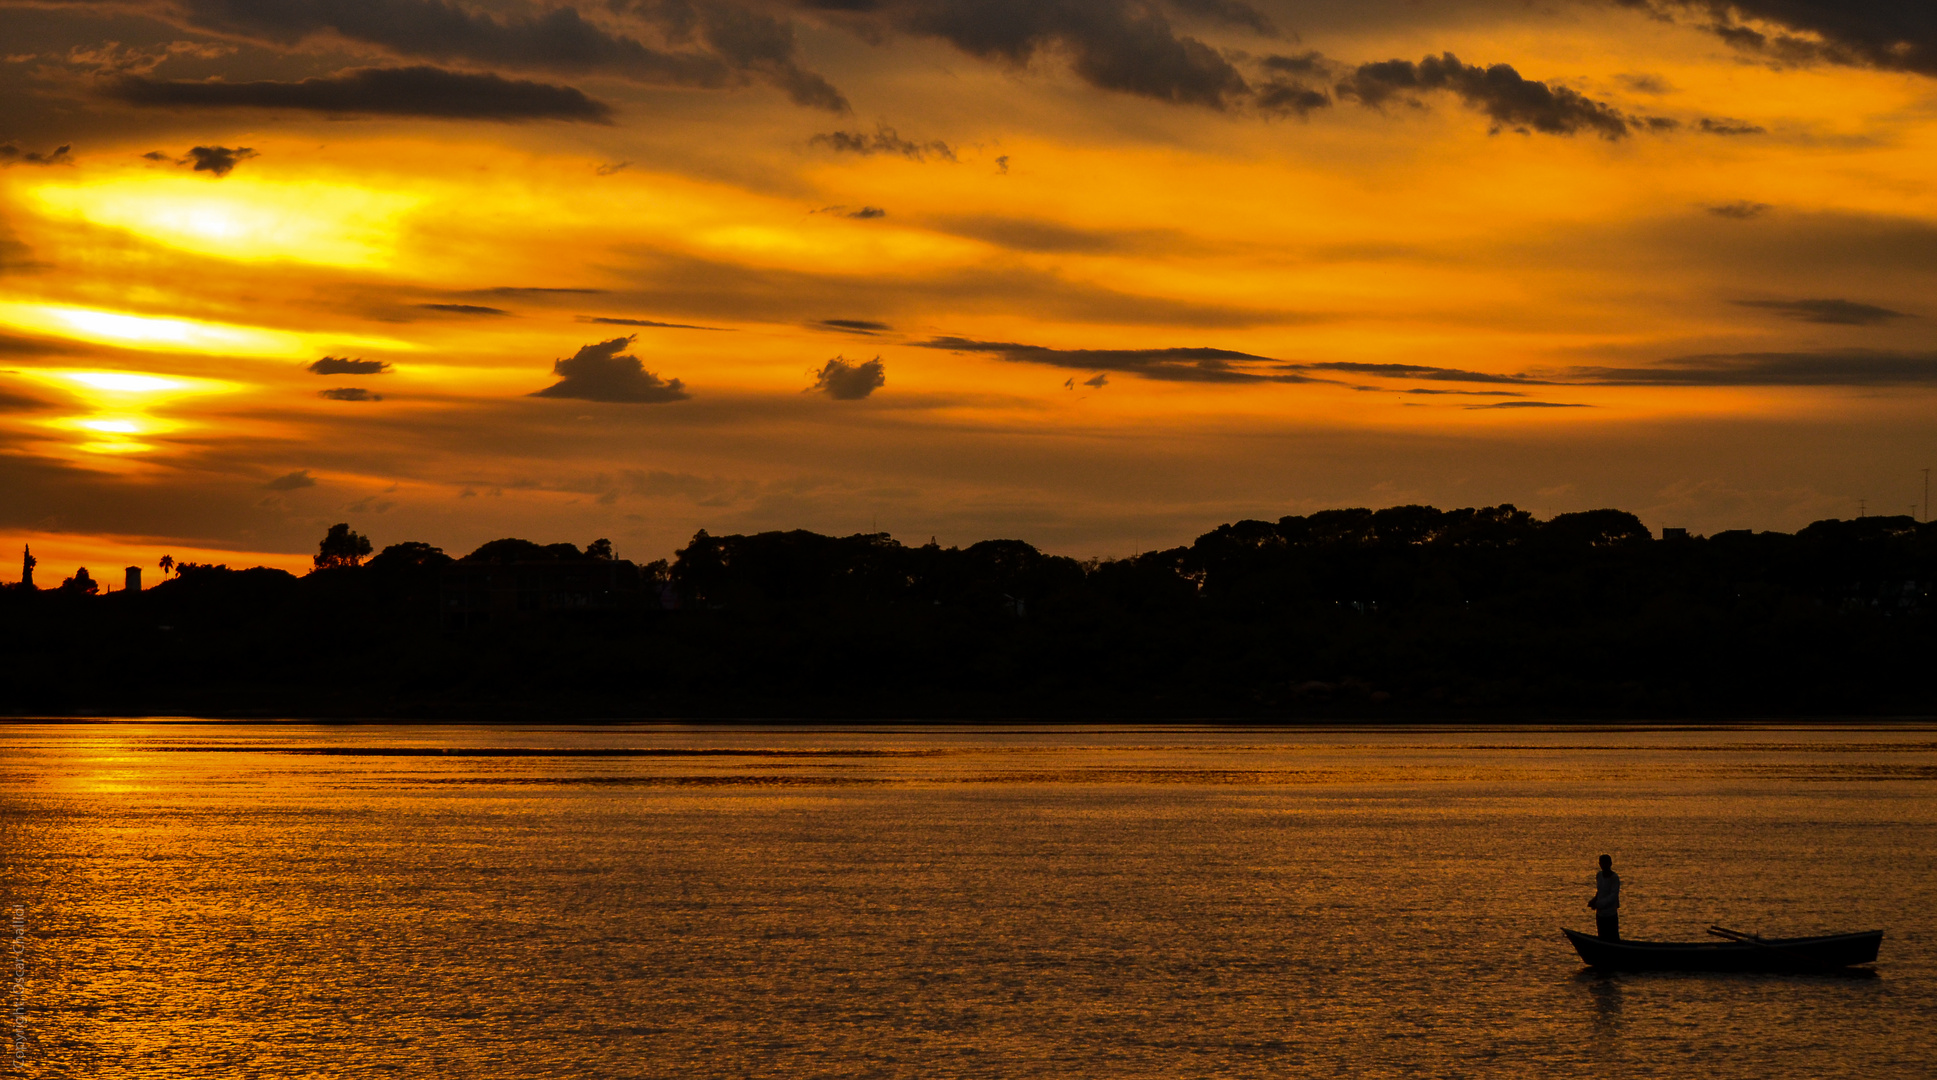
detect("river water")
[2,722,1933,1078]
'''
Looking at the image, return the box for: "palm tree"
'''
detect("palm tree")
[158,554,175,578]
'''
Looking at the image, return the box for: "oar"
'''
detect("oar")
[1707,925,1775,947]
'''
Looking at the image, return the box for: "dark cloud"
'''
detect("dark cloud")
[1254,52,1332,115]
[1464,400,1590,409]
[916,336,1317,383]
[83,0,846,111]
[821,319,891,333]
[1568,350,1937,387]
[1734,299,1909,325]
[531,335,690,403]
[800,0,1251,108]
[578,315,731,330]
[1336,53,1630,138]
[107,66,613,122]
[186,145,255,176]
[1165,0,1277,37]
[1403,388,1526,397]
[1082,372,1108,388]
[308,356,390,375]
[810,125,955,161]
[488,287,606,296]
[1617,72,1673,94]
[616,0,849,110]
[1616,1,1937,78]
[418,303,513,316]
[1261,51,1325,76]
[1302,361,1550,385]
[1256,79,1330,116]
[1698,117,1765,135]
[1705,200,1770,219]
[264,469,316,490]
[319,387,383,401]
[0,143,72,167]
[808,354,886,399]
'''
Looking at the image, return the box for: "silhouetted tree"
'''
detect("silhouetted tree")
[158,554,175,577]
[587,538,615,561]
[315,523,373,569]
[59,567,97,595]
[462,538,588,563]
[367,541,451,570]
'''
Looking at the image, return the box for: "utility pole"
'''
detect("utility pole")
[1924,468,1930,524]
[1858,499,1866,518]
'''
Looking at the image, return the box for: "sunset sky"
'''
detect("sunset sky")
[3,0,1934,576]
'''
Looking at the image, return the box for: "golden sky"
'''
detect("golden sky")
[3,0,1935,575]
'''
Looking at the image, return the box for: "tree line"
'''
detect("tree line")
[2,505,1931,719]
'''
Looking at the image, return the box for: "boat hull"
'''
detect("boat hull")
[1563,928,1882,972]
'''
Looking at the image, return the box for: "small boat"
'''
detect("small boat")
[1563,926,1883,972]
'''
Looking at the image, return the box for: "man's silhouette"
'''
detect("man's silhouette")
[1587,854,1621,940]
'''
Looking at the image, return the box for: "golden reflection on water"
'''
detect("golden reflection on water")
[2,724,1932,1078]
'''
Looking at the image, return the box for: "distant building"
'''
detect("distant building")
[125,566,142,592]
[439,558,647,628]
[1661,527,1689,541]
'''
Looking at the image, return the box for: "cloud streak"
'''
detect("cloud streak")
[578,315,731,331]
[1304,361,1550,385]
[1733,298,1909,325]
[917,336,1317,383]
[109,66,614,122]
[1568,350,1937,386]
[418,303,513,316]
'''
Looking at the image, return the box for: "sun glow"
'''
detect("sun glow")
[73,418,145,433]
[25,175,420,268]
[62,372,185,393]
[54,412,172,453]
[0,303,415,358]
[22,368,238,457]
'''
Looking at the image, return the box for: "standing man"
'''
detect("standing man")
[1587,854,1621,940]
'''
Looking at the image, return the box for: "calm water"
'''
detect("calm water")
[2,723,1934,1078]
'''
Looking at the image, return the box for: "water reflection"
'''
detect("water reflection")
[0,723,1928,1079]
[1576,969,1625,1034]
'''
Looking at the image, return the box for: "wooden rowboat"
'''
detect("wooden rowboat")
[1563,927,1883,972]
